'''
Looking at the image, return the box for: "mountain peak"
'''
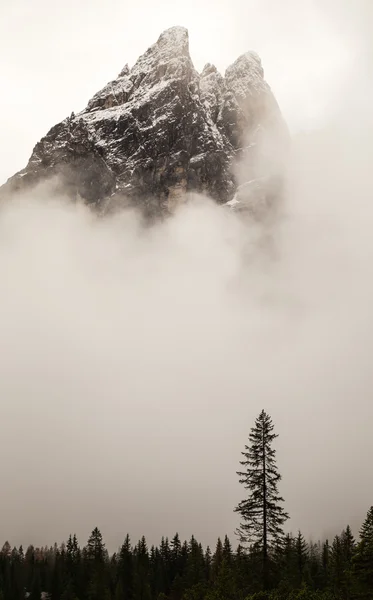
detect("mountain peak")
[225,51,265,96]
[1,27,288,217]
[156,26,189,51]
[128,25,194,91]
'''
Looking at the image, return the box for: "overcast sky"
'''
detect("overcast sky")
[1,0,373,553]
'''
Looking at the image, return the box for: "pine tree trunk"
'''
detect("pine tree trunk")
[262,427,268,590]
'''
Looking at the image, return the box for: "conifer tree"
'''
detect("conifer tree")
[234,544,250,599]
[341,525,355,564]
[180,541,189,578]
[222,536,232,564]
[10,546,25,600]
[308,541,322,589]
[185,536,205,588]
[133,537,151,600]
[214,536,236,600]
[234,409,288,589]
[279,533,296,591]
[66,534,80,564]
[204,546,212,582]
[85,528,108,600]
[86,528,105,563]
[66,534,81,594]
[295,531,308,586]
[321,540,330,589]
[118,534,133,600]
[211,539,223,581]
[330,534,344,595]
[354,506,373,596]
[170,534,181,560]
[149,546,162,599]
[339,525,355,599]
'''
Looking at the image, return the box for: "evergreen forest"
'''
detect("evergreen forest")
[1,410,372,600]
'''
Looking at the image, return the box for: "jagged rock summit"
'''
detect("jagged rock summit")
[2,26,288,216]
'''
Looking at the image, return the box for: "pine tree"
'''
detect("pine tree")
[169,534,184,600]
[50,546,66,600]
[66,534,80,565]
[159,538,171,595]
[222,536,232,565]
[182,538,207,600]
[133,537,151,600]
[86,528,105,563]
[85,528,108,600]
[211,539,223,581]
[214,536,236,600]
[295,531,308,586]
[341,526,355,564]
[234,409,288,589]
[278,533,296,592]
[307,541,322,590]
[66,534,81,590]
[204,547,212,582]
[118,535,133,600]
[330,535,342,591]
[10,546,25,600]
[234,545,250,600]
[354,506,373,596]
[168,534,179,581]
[339,525,355,599]
[185,537,205,588]
[330,529,356,599]
[180,541,189,579]
[149,546,162,599]
[321,540,330,589]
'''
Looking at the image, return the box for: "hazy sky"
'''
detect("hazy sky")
[1,0,373,553]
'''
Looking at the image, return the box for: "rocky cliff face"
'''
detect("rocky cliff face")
[1,27,288,217]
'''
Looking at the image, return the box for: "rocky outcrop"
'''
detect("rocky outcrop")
[1,26,288,217]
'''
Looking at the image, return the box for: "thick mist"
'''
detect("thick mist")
[1,0,373,552]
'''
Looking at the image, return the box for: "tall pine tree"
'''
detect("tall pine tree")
[234,409,288,589]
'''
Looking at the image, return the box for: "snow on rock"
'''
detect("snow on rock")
[1,27,288,217]
[225,51,266,98]
[200,64,225,124]
[129,26,194,90]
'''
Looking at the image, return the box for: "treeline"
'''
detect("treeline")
[1,520,373,600]
[1,410,372,600]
